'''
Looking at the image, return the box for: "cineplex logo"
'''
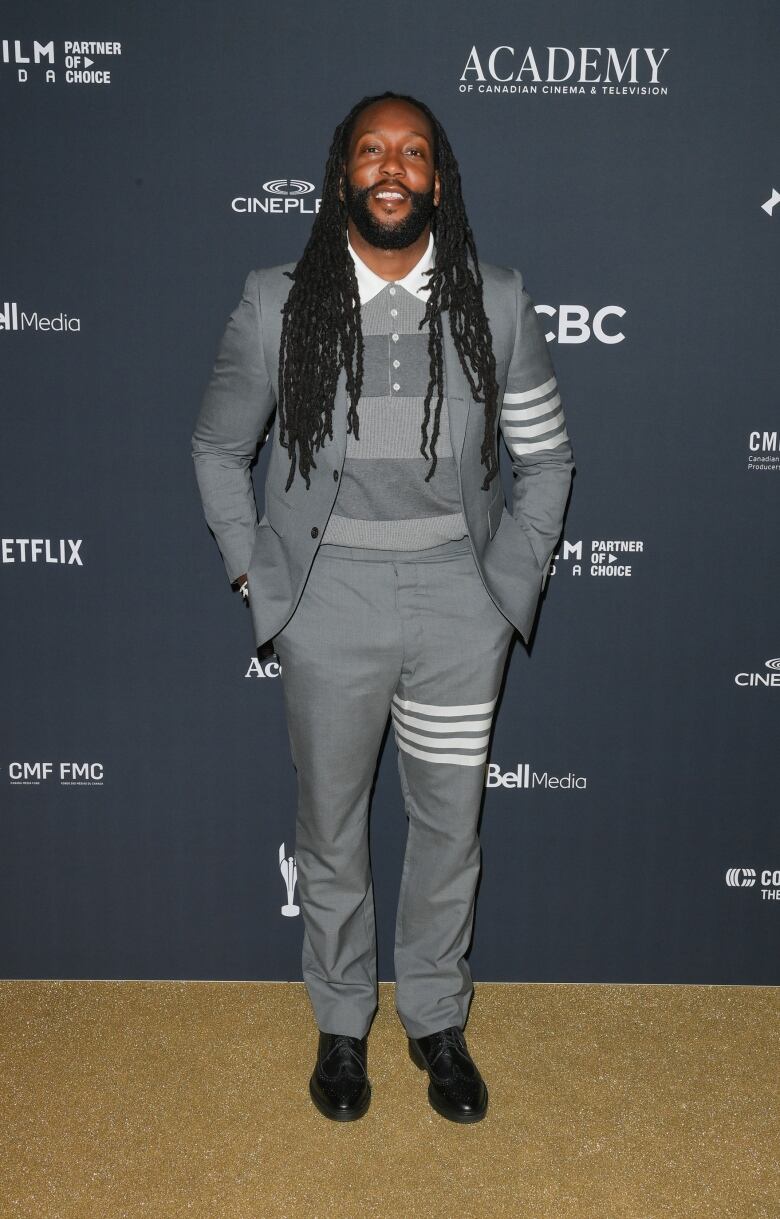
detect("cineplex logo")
[734,658,780,689]
[0,301,81,332]
[4,761,104,786]
[486,763,587,790]
[459,45,669,96]
[1,538,83,565]
[1,39,121,85]
[232,179,322,216]
[726,867,780,902]
[747,429,779,472]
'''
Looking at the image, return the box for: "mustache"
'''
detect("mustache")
[372,182,410,197]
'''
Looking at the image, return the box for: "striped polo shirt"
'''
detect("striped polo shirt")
[319,231,469,550]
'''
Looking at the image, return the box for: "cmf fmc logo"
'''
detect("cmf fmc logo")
[232,179,321,215]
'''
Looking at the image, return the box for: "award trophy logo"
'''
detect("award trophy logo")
[279,842,299,916]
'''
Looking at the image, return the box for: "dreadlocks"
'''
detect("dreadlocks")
[276,90,500,493]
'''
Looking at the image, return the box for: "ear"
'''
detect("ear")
[433,169,441,208]
[338,164,346,203]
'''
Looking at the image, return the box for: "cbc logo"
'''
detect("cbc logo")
[536,304,626,345]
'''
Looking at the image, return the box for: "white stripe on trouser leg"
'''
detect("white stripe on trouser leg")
[391,693,498,766]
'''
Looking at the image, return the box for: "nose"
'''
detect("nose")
[378,148,404,177]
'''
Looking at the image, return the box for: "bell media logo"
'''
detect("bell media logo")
[0,300,81,333]
[232,178,322,216]
[486,762,587,790]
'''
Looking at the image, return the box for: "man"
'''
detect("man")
[191,91,574,1123]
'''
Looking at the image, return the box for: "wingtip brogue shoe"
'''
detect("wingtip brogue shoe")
[408,1025,488,1122]
[309,1031,372,1121]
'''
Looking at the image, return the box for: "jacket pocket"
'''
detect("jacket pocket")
[264,483,292,535]
[487,490,504,540]
[516,517,546,572]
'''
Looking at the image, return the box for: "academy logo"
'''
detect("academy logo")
[1,39,121,85]
[279,843,299,917]
[245,654,282,679]
[232,178,322,216]
[458,45,670,97]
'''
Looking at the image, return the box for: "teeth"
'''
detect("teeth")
[376,191,404,199]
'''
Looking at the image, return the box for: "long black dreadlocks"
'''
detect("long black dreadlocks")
[277,90,500,493]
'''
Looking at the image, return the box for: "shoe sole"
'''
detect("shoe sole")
[309,1074,371,1121]
[408,1039,488,1123]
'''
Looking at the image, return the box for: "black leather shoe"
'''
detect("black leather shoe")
[408,1025,488,1122]
[309,1031,371,1121]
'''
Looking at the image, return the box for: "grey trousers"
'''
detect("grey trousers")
[272,535,515,1040]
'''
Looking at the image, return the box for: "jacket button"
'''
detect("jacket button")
[333,470,339,481]
[311,526,319,538]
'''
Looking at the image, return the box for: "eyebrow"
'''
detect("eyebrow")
[358,129,431,143]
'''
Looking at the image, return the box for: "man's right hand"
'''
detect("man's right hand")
[231,574,275,658]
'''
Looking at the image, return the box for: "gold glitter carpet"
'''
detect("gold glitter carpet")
[1,981,777,1218]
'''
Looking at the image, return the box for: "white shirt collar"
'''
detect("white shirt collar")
[347,229,435,305]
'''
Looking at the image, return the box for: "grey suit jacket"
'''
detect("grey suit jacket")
[191,258,575,647]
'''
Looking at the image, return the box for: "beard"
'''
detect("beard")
[343,179,436,250]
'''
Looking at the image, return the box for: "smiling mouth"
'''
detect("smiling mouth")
[373,188,409,203]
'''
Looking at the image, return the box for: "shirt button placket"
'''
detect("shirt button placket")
[389,286,400,390]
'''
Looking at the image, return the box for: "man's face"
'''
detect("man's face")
[341,99,440,250]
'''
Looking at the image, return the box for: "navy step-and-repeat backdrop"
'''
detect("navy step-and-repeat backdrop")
[2,2,778,984]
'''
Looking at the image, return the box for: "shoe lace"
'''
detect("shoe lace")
[427,1026,467,1068]
[321,1034,365,1078]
